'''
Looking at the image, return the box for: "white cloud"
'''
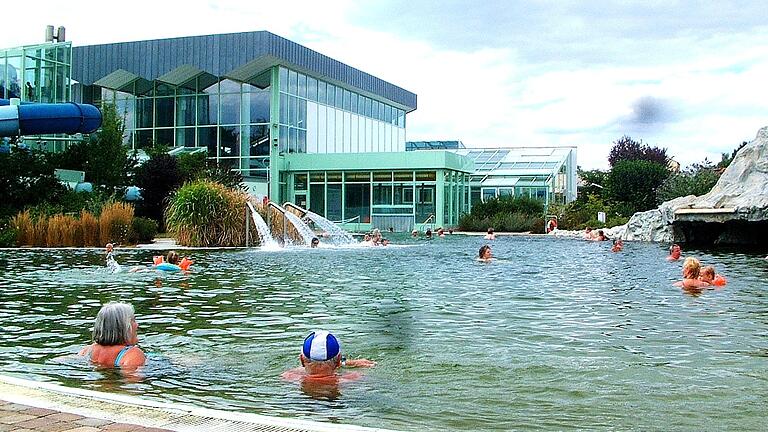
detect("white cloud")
[2,1,767,170]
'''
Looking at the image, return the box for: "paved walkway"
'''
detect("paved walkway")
[0,399,169,431]
[0,375,392,432]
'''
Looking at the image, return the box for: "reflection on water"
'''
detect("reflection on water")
[0,237,767,431]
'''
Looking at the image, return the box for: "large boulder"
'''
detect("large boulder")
[620,126,768,242]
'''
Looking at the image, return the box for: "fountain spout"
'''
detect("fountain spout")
[268,202,315,246]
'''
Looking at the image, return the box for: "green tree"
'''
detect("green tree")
[0,147,66,218]
[607,160,670,216]
[577,168,609,201]
[134,154,181,229]
[717,141,748,169]
[608,135,668,167]
[657,160,720,203]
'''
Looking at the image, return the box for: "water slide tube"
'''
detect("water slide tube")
[0,99,102,137]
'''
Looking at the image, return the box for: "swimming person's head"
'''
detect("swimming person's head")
[669,244,682,257]
[105,243,114,252]
[364,234,371,242]
[92,302,138,346]
[166,251,180,265]
[311,237,320,248]
[411,229,418,237]
[479,244,492,260]
[682,257,702,279]
[487,227,494,234]
[700,265,715,283]
[300,330,342,376]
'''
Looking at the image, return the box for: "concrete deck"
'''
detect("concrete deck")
[0,375,394,432]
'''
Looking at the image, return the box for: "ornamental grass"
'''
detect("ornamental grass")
[46,214,83,247]
[99,201,134,246]
[11,210,34,246]
[80,210,100,247]
[165,180,248,247]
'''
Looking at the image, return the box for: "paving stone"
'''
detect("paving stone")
[135,428,172,432]
[0,413,37,424]
[74,417,113,427]
[60,427,101,432]
[0,402,31,411]
[15,416,62,429]
[33,422,80,432]
[101,423,144,431]
[45,412,85,422]
[22,406,58,416]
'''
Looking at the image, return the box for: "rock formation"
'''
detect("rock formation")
[621,126,768,244]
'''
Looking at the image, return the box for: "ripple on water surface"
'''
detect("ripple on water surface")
[0,238,767,431]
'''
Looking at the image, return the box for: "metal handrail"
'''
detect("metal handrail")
[331,215,360,224]
[421,214,435,225]
[282,202,308,216]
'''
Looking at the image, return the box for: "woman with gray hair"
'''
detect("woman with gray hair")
[79,302,145,368]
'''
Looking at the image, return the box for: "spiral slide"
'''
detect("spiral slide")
[0,99,102,137]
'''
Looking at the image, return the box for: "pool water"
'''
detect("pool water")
[0,236,767,431]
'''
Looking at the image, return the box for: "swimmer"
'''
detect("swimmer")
[411,229,419,238]
[583,227,594,240]
[478,244,493,262]
[166,251,180,265]
[437,227,446,238]
[666,244,682,261]
[611,239,624,252]
[311,237,320,248]
[281,330,375,397]
[382,238,390,246]
[105,243,120,273]
[425,228,433,239]
[484,228,496,240]
[79,302,145,369]
[700,265,727,286]
[674,257,710,290]
[594,230,607,241]
[448,228,454,235]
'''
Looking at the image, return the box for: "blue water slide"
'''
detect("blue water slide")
[0,99,102,137]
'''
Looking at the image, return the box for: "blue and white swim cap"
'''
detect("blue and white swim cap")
[302,330,340,361]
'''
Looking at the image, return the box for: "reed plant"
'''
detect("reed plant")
[165,180,248,247]
[11,210,34,246]
[46,214,83,247]
[99,201,134,246]
[32,217,48,247]
[80,210,100,247]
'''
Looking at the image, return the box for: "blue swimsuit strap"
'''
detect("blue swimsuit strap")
[114,345,135,367]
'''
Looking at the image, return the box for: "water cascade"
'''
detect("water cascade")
[305,211,357,245]
[283,211,316,246]
[246,202,279,248]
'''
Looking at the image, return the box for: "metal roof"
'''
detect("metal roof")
[405,140,466,151]
[71,31,417,111]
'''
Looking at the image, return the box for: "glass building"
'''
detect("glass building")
[1,41,73,151]
[408,143,578,207]
[2,32,577,230]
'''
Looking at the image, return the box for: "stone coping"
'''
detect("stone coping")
[0,375,396,432]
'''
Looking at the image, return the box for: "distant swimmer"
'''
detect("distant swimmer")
[105,243,121,273]
[667,244,682,261]
[311,237,320,248]
[484,228,496,240]
[700,265,727,287]
[478,244,493,262]
[611,239,624,252]
[411,229,419,238]
[673,257,711,290]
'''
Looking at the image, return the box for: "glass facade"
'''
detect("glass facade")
[277,67,406,155]
[0,42,71,103]
[85,72,272,179]
[290,169,469,230]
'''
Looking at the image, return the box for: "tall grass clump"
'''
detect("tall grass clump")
[46,214,83,247]
[99,201,134,246]
[80,210,100,247]
[165,180,248,247]
[11,210,34,246]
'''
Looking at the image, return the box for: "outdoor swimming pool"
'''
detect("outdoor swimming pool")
[0,236,766,431]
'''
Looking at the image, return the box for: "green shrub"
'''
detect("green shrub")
[130,217,158,243]
[165,180,248,247]
[134,153,181,229]
[0,219,17,247]
[607,160,670,216]
[656,163,720,203]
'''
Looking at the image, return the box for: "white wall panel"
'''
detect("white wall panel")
[344,112,352,153]
[318,105,327,154]
[334,108,344,153]
[307,101,318,153]
[351,114,359,152]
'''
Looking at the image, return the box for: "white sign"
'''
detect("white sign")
[597,212,606,223]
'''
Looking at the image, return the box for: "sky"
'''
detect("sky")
[2,0,767,169]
